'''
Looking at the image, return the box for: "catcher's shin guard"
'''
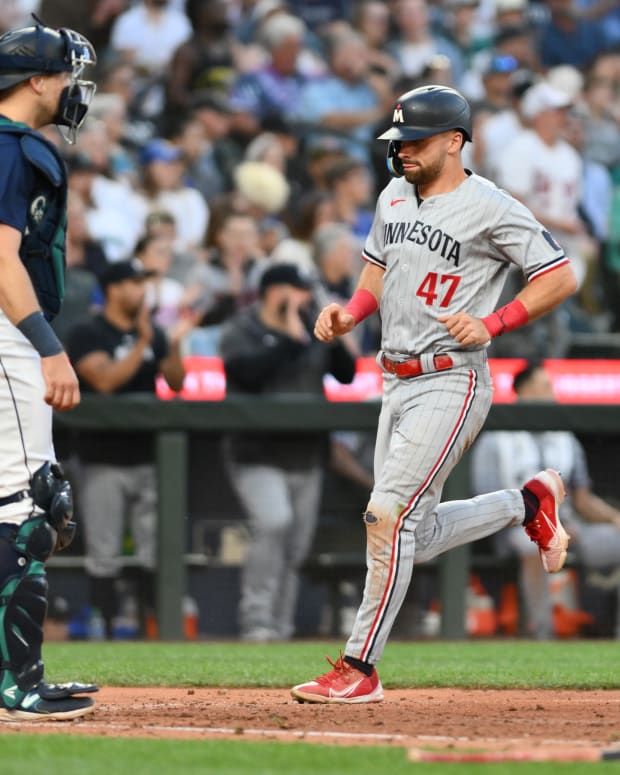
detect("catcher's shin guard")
[0,517,53,709]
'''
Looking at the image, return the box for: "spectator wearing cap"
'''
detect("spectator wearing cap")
[460,20,540,103]
[135,138,210,254]
[493,0,531,34]
[66,258,189,639]
[219,263,355,642]
[493,80,595,357]
[491,24,541,75]
[471,66,535,178]
[471,54,519,113]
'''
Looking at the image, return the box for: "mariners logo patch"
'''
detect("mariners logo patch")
[30,195,47,224]
[392,104,404,123]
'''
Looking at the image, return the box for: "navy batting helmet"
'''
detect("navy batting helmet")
[0,22,96,143]
[377,85,472,177]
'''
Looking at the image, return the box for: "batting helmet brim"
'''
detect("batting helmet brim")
[377,125,471,142]
[377,126,445,141]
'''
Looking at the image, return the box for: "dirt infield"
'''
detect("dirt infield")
[1,686,620,757]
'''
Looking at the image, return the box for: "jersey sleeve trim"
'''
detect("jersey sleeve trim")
[361,249,386,269]
[526,256,570,282]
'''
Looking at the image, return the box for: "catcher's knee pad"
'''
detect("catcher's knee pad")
[31,461,76,551]
[0,524,48,709]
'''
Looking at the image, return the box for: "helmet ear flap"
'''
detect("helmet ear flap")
[386,140,403,178]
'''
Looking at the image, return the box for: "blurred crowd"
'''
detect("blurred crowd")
[8,0,620,641]
[4,0,620,361]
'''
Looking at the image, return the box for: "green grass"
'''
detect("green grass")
[43,639,620,689]
[2,736,619,775]
[4,640,618,775]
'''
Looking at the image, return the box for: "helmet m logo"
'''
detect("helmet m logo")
[392,104,404,123]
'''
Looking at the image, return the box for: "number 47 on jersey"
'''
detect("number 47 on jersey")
[416,272,461,308]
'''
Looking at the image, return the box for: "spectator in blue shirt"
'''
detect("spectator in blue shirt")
[229,12,309,139]
[297,28,394,165]
[538,0,609,69]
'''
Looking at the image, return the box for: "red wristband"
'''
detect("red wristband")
[345,289,378,324]
[482,299,529,338]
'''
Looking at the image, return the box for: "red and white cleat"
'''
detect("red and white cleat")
[523,469,569,573]
[291,653,384,704]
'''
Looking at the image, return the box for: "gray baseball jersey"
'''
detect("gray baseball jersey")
[362,172,569,357]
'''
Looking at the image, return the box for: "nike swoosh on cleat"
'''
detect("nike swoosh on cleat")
[390,199,406,206]
[540,511,559,547]
[328,678,365,698]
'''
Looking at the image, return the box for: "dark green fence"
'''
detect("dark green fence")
[53,396,620,639]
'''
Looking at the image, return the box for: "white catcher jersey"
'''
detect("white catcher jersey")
[362,172,570,357]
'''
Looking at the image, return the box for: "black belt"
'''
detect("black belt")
[0,490,29,508]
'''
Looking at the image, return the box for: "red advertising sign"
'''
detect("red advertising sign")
[156,356,620,404]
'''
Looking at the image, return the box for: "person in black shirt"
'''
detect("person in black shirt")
[67,258,188,637]
[219,263,355,642]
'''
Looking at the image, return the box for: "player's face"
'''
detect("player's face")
[398,132,459,185]
[37,72,71,126]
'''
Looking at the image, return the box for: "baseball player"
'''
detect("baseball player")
[0,21,99,720]
[291,85,578,704]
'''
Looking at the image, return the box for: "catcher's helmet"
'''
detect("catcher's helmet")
[0,23,96,144]
[377,85,472,177]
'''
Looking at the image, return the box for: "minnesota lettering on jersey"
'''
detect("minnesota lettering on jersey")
[384,220,461,267]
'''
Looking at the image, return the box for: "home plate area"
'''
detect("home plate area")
[1,686,619,762]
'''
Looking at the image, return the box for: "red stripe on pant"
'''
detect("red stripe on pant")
[359,370,477,662]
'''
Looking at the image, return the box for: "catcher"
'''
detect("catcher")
[0,20,98,720]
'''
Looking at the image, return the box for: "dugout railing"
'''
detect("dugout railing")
[51,396,620,640]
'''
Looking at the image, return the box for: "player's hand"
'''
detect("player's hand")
[314,303,355,342]
[438,312,491,346]
[41,352,81,411]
